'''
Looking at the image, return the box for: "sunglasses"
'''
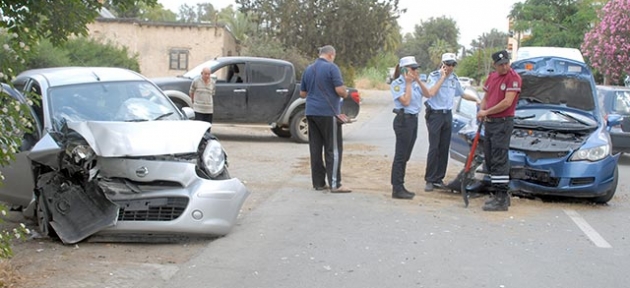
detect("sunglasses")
[443,62,457,67]
[409,67,419,71]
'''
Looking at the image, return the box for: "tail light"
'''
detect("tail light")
[349,90,361,104]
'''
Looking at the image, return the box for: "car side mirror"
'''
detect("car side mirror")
[182,107,195,120]
[606,113,622,128]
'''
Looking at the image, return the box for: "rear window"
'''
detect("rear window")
[613,90,630,114]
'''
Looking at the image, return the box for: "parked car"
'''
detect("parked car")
[450,56,621,203]
[458,76,475,88]
[596,85,630,154]
[386,67,396,84]
[152,56,361,143]
[0,67,250,244]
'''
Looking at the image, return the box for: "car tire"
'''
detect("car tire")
[36,192,54,238]
[290,109,309,143]
[271,127,291,138]
[592,166,618,204]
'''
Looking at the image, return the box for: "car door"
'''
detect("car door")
[0,83,43,207]
[212,62,248,123]
[246,62,293,123]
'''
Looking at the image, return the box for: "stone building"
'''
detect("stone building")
[87,18,238,77]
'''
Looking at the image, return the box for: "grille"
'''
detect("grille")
[523,151,569,161]
[570,177,595,186]
[115,197,189,221]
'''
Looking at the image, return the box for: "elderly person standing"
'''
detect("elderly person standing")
[189,67,215,129]
[422,53,480,192]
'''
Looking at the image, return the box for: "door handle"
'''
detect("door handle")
[276,89,289,93]
[233,89,246,93]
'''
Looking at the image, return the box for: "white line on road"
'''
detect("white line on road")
[564,209,612,248]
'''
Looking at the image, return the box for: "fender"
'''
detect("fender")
[164,90,192,108]
[277,97,305,127]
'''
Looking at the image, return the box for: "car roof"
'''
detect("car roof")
[15,67,146,87]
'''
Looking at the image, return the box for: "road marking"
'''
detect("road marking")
[564,209,612,248]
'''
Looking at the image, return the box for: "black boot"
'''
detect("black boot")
[482,191,509,211]
[393,187,415,199]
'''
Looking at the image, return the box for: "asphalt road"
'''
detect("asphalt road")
[164,90,630,288]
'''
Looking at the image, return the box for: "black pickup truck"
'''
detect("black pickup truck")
[152,56,361,143]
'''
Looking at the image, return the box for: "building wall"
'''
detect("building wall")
[87,19,238,77]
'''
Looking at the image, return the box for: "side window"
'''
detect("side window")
[250,63,287,84]
[213,63,246,84]
[613,91,630,114]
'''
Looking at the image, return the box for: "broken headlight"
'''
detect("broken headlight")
[200,139,226,177]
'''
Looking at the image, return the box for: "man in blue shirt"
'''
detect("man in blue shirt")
[300,45,351,193]
[423,53,480,192]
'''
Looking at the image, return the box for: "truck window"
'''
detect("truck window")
[250,63,287,84]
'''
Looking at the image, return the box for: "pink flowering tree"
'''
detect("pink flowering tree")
[582,0,630,85]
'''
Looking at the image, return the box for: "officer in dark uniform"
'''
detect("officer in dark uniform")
[476,50,521,211]
[422,53,480,192]
[390,56,430,199]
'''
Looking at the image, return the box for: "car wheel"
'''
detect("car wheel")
[271,126,291,138]
[290,109,309,143]
[36,192,53,237]
[592,166,618,204]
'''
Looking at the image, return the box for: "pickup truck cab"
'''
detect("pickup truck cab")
[152,56,361,143]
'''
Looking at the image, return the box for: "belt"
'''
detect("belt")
[427,109,451,114]
[393,109,417,117]
[485,116,514,123]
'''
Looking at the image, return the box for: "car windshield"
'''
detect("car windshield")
[184,60,220,78]
[48,81,181,124]
[514,108,597,130]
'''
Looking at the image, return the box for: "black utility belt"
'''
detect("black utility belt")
[426,109,451,114]
[485,116,514,123]
[393,109,417,117]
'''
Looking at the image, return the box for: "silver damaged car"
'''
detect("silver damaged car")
[0,67,250,244]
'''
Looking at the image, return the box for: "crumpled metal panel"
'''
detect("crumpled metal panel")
[67,120,211,157]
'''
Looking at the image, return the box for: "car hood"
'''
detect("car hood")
[69,120,211,157]
[512,56,596,112]
[29,120,211,167]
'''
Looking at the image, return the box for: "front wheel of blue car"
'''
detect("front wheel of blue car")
[592,166,618,204]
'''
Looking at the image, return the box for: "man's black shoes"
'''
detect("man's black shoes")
[393,187,415,200]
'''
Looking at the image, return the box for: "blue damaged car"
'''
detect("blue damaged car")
[450,56,621,203]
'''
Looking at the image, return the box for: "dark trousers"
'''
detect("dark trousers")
[195,112,213,131]
[391,113,418,189]
[483,120,513,193]
[424,111,452,183]
[307,115,343,189]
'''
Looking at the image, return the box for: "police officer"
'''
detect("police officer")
[476,50,521,211]
[423,53,480,192]
[390,56,431,199]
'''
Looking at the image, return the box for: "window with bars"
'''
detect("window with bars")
[169,49,189,70]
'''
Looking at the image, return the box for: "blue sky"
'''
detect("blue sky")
[158,0,522,48]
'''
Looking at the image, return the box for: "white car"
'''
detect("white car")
[458,77,475,88]
[1,67,250,244]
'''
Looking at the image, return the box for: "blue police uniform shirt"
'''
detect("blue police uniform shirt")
[300,58,345,116]
[425,70,465,110]
[390,75,422,114]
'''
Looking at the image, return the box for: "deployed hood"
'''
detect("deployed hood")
[67,120,211,157]
[512,57,596,112]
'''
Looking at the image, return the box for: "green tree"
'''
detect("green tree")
[235,0,403,69]
[398,16,459,74]
[217,5,255,42]
[582,0,630,85]
[508,0,601,48]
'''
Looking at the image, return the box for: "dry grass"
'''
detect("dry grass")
[354,77,389,91]
[0,260,22,288]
